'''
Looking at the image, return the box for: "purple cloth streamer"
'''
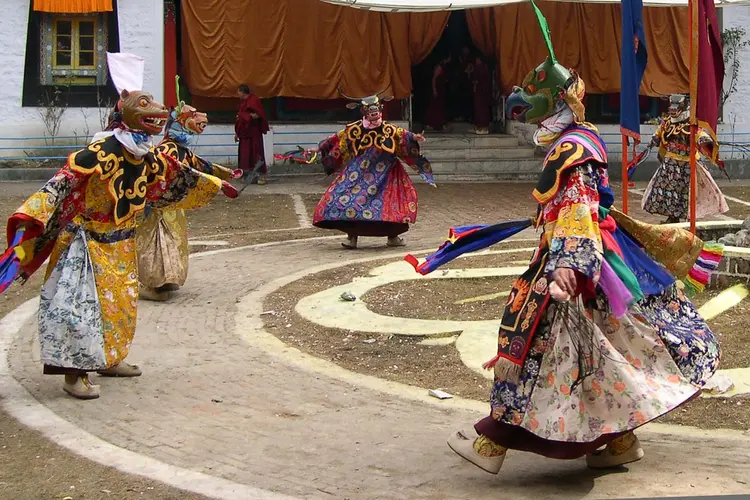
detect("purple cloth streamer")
[598,258,633,317]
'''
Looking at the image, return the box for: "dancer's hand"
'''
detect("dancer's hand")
[549,281,570,302]
[414,133,426,143]
[221,181,239,199]
[306,147,319,155]
[551,268,577,297]
[234,135,239,143]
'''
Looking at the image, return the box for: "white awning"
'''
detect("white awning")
[320,0,750,10]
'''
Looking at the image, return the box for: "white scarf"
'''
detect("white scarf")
[90,128,153,158]
[533,105,574,147]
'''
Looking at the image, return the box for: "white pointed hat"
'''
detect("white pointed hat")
[106,52,144,94]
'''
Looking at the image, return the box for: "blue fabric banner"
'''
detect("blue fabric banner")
[620,0,648,143]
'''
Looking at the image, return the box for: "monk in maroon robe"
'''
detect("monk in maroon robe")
[424,56,450,132]
[235,84,269,184]
[472,56,492,135]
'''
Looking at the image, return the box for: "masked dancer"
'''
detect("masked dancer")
[642,94,728,223]
[309,91,435,249]
[0,53,237,400]
[406,4,723,474]
[138,77,240,301]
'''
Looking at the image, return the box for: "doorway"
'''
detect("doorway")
[411,11,494,134]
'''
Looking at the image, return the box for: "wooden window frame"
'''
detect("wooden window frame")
[42,12,107,87]
[52,16,98,76]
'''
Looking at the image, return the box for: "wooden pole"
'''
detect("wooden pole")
[688,0,697,234]
[622,135,629,214]
[689,126,698,233]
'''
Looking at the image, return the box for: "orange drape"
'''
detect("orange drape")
[33,0,112,12]
[181,0,447,99]
[466,2,688,96]
[466,8,497,57]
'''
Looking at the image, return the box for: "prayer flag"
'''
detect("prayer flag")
[690,0,724,164]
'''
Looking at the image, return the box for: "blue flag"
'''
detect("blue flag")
[620,0,648,143]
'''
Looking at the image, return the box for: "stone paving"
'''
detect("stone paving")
[3,181,750,499]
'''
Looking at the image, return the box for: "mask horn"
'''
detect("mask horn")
[530,0,557,65]
[337,87,359,102]
[649,83,672,100]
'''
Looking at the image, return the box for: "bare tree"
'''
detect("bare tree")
[96,86,115,130]
[36,87,68,145]
[721,27,750,108]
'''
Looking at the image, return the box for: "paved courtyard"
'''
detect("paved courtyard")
[2,180,750,499]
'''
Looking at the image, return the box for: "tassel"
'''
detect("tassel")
[682,243,724,296]
[482,353,503,370]
[482,354,523,384]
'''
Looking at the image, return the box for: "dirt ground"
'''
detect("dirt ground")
[719,186,750,220]
[186,193,300,237]
[0,414,210,500]
[265,252,750,431]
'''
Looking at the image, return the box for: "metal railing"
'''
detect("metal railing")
[1,129,750,161]
[0,130,335,161]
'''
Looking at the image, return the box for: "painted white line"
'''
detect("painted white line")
[188,240,230,247]
[724,194,750,208]
[292,194,312,228]
[0,299,296,500]
[195,227,307,240]
[189,235,341,259]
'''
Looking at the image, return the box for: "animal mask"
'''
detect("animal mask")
[177,105,208,134]
[338,88,393,119]
[119,90,169,135]
[505,0,584,125]
[668,94,689,117]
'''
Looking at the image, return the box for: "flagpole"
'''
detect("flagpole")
[622,136,629,214]
[688,0,697,234]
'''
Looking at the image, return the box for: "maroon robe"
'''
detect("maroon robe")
[424,64,447,131]
[473,61,492,129]
[235,94,269,174]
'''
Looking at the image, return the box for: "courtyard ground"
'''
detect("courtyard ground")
[0,179,749,499]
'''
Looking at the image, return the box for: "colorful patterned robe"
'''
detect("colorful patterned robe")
[642,117,728,220]
[313,121,435,238]
[137,138,234,292]
[468,126,721,458]
[6,135,223,374]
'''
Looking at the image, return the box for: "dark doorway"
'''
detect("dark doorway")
[411,11,489,134]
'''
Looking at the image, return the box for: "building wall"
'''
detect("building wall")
[722,5,750,126]
[0,0,164,155]
[1,3,750,163]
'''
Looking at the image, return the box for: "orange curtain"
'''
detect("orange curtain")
[466,8,496,56]
[33,0,112,12]
[466,2,688,96]
[402,12,450,64]
[181,0,448,99]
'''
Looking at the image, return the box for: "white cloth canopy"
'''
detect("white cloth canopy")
[106,52,144,94]
[321,0,750,10]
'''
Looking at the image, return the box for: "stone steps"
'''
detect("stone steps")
[421,146,534,161]
[420,134,538,179]
[423,134,521,150]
